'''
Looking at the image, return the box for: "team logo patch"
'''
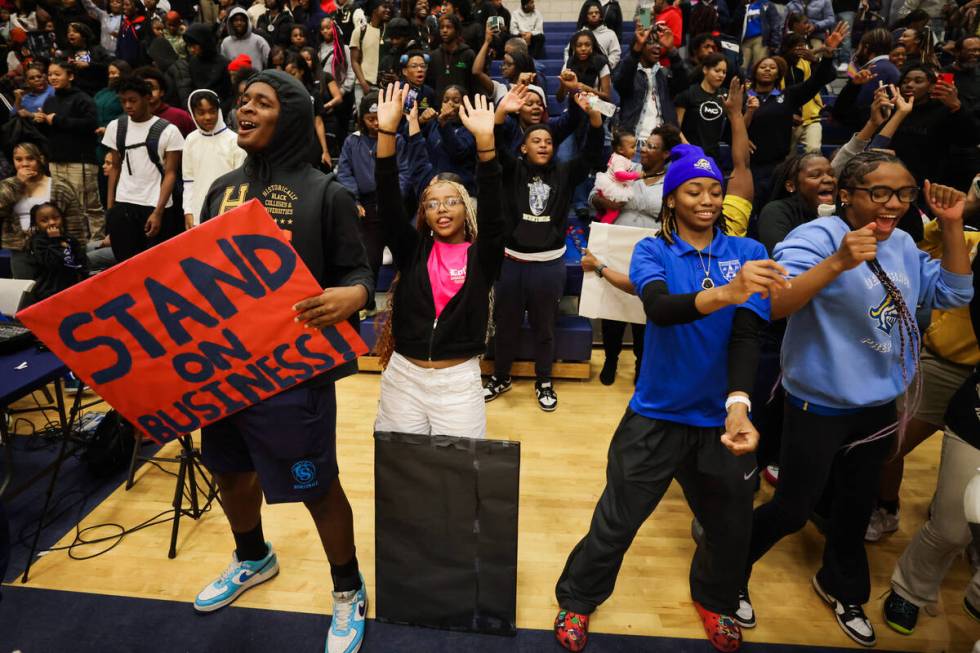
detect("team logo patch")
[291,460,319,490]
[528,177,551,216]
[693,158,714,172]
[869,293,898,334]
[719,259,741,282]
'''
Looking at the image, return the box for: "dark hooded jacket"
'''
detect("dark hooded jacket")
[170,23,231,108]
[41,85,99,165]
[199,70,373,384]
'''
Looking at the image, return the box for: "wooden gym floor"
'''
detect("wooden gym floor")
[5,350,978,652]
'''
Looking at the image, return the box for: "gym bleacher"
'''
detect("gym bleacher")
[0,22,851,377]
[358,20,851,376]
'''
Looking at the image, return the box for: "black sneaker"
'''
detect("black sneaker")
[735,588,756,629]
[883,591,918,635]
[483,375,512,402]
[812,575,876,647]
[535,380,558,412]
[964,596,980,623]
[599,358,617,385]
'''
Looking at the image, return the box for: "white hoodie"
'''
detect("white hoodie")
[182,90,247,225]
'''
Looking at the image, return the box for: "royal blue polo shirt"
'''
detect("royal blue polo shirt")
[628,230,771,427]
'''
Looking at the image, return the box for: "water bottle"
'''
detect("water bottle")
[587,95,617,118]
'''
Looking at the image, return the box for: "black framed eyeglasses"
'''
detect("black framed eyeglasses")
[850,185,919,203]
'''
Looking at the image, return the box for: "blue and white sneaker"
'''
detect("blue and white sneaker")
[193,542,279,613]
[326,573,367,653]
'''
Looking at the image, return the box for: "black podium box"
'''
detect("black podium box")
[374,431,520,636]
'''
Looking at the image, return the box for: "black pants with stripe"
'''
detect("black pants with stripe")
[747,399,895,604]
[555,410,757,615]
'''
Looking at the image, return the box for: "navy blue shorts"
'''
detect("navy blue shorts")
[201,383,339,504]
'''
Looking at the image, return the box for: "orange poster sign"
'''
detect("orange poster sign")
[17,200,368,443]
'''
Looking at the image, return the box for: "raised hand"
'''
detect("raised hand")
[832,223,878,271]
[723,75,744,115]
[722,259,792,303]
[458,93,495,141]
[497,82,528,115]
[377,82,407,134]
[931,79,961,111]
[851,68,876,85]
[559,69,578,90]
[824,21,849,51]
[657,24,675,51]
[633,22,652,51]
[924,180,966,223]
[406,100,421,136]
[870,87,892,126]
[892,85,913,114]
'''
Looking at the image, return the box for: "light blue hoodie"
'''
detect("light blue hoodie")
[775,217,973,409]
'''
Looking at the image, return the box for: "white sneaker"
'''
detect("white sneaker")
[327,573,367,653]
[812,575,876,647]
[865,507,900,542]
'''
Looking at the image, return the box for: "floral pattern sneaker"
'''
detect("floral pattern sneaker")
[554,609,590,651]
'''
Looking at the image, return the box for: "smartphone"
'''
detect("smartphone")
[937,72,954,86]
[403,87,418,114]
[487,16,504,33]
[876,80,893,119]
[636,6,652,28]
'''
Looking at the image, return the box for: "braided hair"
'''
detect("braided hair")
[837,151,922,451]
[374,178,479,368]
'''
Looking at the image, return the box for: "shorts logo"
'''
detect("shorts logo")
[869,293,898,334]
[719,259,741,282]
[291,460,319,490]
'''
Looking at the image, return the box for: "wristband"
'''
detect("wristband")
[725,395,752,412]
[377,128,397,136]
[477,147,495,153]
[595,263,607,279]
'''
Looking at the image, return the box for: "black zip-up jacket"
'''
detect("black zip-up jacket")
[376,154,504,361]
[25,232,88,304]
[41,86,99,165]
[496,120,603,254]
[200,70,373,384]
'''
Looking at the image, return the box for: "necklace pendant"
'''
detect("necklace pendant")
[701,277,715,290]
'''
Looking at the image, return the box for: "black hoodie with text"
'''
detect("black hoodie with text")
[199,70,373,383]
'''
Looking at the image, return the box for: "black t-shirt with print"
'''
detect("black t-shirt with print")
[675,84,726,161]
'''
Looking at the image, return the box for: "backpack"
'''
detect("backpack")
[115,114,172,177]
[82,410,136,477]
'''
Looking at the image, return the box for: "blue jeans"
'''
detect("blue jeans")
[837,11,855,65]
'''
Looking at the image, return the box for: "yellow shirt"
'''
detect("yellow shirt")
[920,220,980,366]
[781,58,822,127]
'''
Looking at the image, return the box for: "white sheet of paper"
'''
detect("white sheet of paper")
[578,222,659,325]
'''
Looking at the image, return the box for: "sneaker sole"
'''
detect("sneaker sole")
[884,616,914,636]
[194,564,280,613]
[734,612,756,629]
[483,384,512,403]
[964,598,980,624]
[811,576,876,648]
[538,402,557,412]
